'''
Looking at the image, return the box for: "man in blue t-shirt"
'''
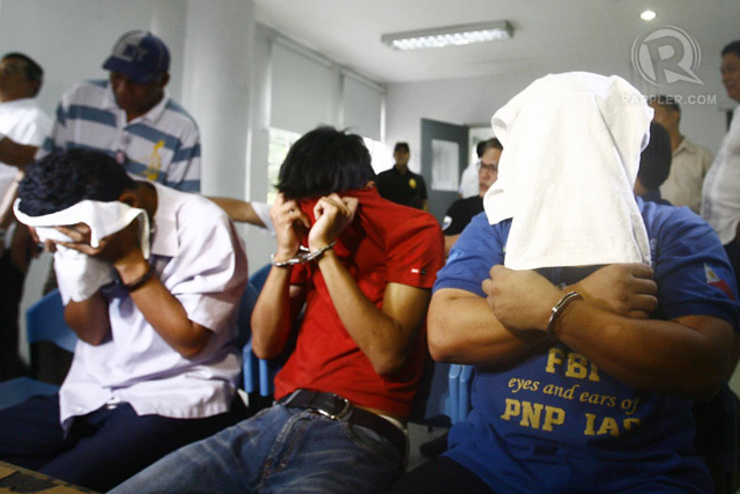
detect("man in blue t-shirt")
[389,72,740,493]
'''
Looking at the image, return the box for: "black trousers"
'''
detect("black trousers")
[0,252,26,381]
[386,456,495,493]
[0,393,250,492]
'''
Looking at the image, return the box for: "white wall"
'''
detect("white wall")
[385,59,732,175]
[0,0,187,117]
[244,23,277,272]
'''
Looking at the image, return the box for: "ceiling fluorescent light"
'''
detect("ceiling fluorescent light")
[381,20,513,51]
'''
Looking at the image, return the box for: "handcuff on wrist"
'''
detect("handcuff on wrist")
[545,291,583,341]
[271,241,337,268]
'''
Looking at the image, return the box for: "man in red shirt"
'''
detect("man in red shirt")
[111,126,445,494]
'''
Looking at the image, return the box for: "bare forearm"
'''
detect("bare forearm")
[251,265,297,359]
[316,250,419,375]
[0,138,37,167]
[430,287,732,399]
[65,292,111,345]
[0,173,21,229]
[117,259,211,358]
[208,197,265,227]
[555,306,733,400]
[428,289,546,365]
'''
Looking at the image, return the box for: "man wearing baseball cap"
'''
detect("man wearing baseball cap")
[40,30,201,192]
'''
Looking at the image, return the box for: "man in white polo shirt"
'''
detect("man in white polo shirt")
[0,149,249,491]
[0,52,52,380]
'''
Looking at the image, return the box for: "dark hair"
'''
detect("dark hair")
[2,52,43,96]
[721,40,740,59]
[480,137,503,155]
[277,126,376,200]
[647,94,681,114]
[638,122,672,190]
[475,140,487,158]
[18,149,137,216]
[393,142,410,153]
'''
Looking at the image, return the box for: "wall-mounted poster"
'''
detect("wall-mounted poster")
[431,139,459,192]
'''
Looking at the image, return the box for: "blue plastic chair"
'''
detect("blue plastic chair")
[1,283,266,412]
[0,289,77,411]
[238,282,260,394]
[447,364,474,424]
[248,263,271,293]
[242,265,284,404]
[237,283,259,348]
[26,289,78,354]
[408,361,452,428]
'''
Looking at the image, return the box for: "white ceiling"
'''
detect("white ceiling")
[253,0,740,85]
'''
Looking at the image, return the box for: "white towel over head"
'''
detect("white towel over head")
[14,199,151,301]
[483,72,653,270]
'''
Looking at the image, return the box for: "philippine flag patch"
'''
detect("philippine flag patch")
[705,263,737,301]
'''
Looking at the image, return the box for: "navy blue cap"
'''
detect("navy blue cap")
[102,30,170,85]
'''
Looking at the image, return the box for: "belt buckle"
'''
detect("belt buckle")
[316,395,352,421]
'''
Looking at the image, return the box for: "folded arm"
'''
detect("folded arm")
[430,263,733,400]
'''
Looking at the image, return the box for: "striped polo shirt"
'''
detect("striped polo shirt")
[42,79,201,192]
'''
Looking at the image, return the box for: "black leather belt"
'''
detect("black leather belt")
[278,389,407,461]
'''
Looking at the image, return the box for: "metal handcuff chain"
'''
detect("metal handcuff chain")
[270,241,337,268]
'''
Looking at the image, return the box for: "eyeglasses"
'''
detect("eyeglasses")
[479,162,498,173]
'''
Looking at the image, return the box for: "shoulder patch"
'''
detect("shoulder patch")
[705,263,737,301]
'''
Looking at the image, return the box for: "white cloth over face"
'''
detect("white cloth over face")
[483,72,653,270]
[13,198,150,301]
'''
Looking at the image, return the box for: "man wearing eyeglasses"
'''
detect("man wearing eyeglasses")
[442,138,502,256]
[0,52,52,380]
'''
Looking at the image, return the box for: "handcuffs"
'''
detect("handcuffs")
[270,241,336,267]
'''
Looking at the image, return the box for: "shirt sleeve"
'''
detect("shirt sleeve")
[39,101,68,158]
[435,213,508,296]
[163,199,247,332]
[165,124,201,193]
[652,205,740,329]
[8,110,52,147]
[386,212,444,289]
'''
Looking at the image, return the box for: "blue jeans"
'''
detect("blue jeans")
[110,404,405,493]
